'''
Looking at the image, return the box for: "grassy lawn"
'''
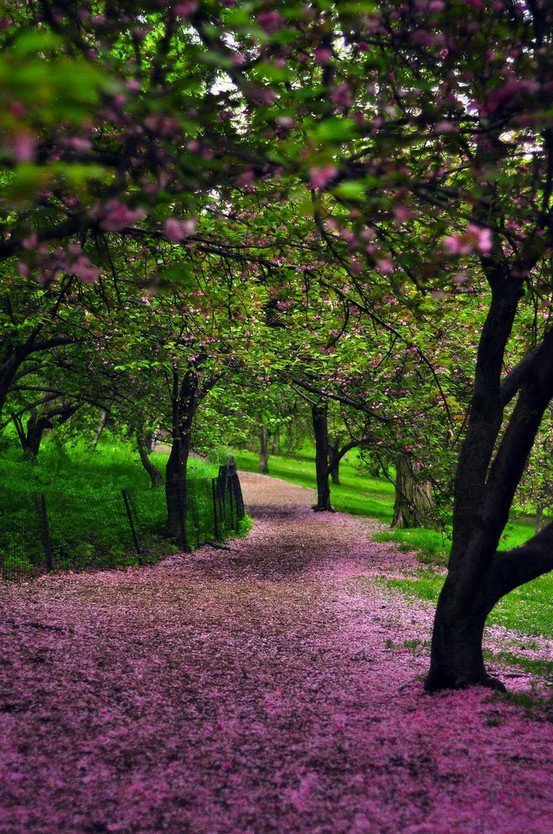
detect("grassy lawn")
[234,447,395,521]
[235,445,550,642]
[381,569,552,638]
[0,438,247,575]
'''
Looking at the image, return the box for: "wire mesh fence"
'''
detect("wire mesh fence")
[0,461,245,578]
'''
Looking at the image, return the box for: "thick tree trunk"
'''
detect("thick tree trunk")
[19,403,77,460]
[426,276,553,690]
[22,413,50,459]
[165,370,198,546]
[259,425,269,473]
[312,402,332,511]
[329,438,340,485]
[137,433,163,488]
[392,456,436,529]
[425,576,493,690]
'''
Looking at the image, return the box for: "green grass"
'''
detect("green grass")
[381,568,553,638]
[373,518,536,567]
[0,437,247,576]
[234,447,395,521]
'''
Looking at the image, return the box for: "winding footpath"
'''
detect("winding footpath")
[1,473,551,834]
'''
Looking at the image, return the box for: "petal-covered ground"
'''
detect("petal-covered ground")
[0,473,551,834]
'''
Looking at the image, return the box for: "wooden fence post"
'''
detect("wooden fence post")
[122,489,143,563]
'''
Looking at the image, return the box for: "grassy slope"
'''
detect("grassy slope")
[0,438,246,574]
[234,446,551,639]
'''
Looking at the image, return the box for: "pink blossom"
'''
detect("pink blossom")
[256,10,282,33]
[164,217,197,241]
[443,225,493,255]
[72,255,101,283]
[393,205,412,224]
[331,83,352,109]
[308,165,338,189]
[315,47,332,65]
[62,137,93,153]
[12,132,36,163]
[97,200,146,232]
[174,1,198,17]
[468,223,493,253]
[378,258,395,274]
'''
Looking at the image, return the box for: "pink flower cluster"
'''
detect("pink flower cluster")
[93,199,146,233]
[443,224,493,255]
[309,165,338,189]
[164,217,197,241]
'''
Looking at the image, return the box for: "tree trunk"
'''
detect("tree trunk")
[165,370,198,546]
[259,425,269,473]
[426,277,553,691]
[425,576,493,690]
[535,505,548,534]
[312,402,332,511]
[92,410,107,448]
[137,433,163,488]
[22,412,50,459]
[392,456,436,529]
[329,438,341,485]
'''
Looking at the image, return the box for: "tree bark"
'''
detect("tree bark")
[259,425,269,473]
[22,411,50,459]
[426,275,552,690]
[137,433,163,488]
[92,410,107,448]
[312,402,332,511]
[329,437,341,485]
[165,370,198,545]
[19,403,77,460]
[392,456,436,529]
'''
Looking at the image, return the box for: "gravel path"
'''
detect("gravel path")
[0,472,551,834]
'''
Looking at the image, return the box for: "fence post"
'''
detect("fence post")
[190,485,200,547]
[35,492,54,572]
[122,489,143,563]
[212,478,220,540]
[233,472,245,521]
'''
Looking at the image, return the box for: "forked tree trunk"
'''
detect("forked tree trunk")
[137,433,163,488]
[259,425,269,473]
[20,403,77,460]
[392,456,436,529]
[312,402,332,511]
[426,269,553,691]
[22,412,50,459]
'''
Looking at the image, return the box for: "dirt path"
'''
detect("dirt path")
[0,472,551,834]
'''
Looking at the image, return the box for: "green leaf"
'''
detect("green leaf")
[333,181,366,201]
[314,117,356,143]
